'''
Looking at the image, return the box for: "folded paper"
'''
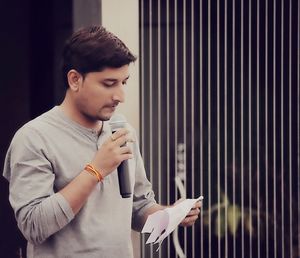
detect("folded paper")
[142,196,204,247]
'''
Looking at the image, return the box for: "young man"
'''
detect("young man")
[3,25,200,257]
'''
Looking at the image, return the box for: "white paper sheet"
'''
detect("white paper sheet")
[142,196,204,247]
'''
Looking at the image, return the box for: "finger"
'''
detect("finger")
[193,201,202,209]
[120,153,134,161]
[118,146,133,155]
[189,215,199,222]
[181,215,199,226]
[110,128,129,142]
[112,132,135,146]
[113,134,132,147]
[186,208,200,217]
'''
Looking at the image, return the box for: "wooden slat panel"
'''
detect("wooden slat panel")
[139,1,299,257]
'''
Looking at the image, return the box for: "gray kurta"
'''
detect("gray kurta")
[3,106,156,258]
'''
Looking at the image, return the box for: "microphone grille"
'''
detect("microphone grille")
[109,113,127,131]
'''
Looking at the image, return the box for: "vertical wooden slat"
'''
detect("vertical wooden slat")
[298,0,300,254]
[298,1,300,256]
[265,1,269,257]
[183,0,187,255]
[224,0,228,257]
[191,0,195,255]
[249,0,253,256]
[232,0,236,257]
[288,1,292,258]
[217,0,221,256]
[158,0,161,201]
[140,0,144,191]
[166,0,170,256]
[208,0,212,257]
[149,0,153,190]
[140,1,146,256]
[149,1,153,257]
[241,0,245,256]
[273,0,278,256]
[200,1,204,257]
[280,0,285,256]
[174,6,178,258]
[157,1,162,257]
[256,0,261,257]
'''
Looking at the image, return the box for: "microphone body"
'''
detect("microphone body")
[109,114,132,198]
[116,152,131,198]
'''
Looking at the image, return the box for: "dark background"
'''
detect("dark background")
[0,1,72,257]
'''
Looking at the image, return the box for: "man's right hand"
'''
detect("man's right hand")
[90,128,134,178]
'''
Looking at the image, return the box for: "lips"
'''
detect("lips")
[104,102,119,109]
[104,105,117,112]
[105,105,117,109]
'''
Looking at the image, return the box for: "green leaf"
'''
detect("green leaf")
[221,192,230,206]
[227,204,241,236]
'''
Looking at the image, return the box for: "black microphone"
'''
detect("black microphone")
[109,114,132,198]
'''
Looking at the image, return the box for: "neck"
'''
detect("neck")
[60,91,102,132]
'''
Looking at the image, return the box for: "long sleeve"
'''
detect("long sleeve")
[2,108,147,257]
[3,126,74,244]
[130,128,156,231]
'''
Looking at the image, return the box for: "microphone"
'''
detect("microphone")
[109,114,132,198]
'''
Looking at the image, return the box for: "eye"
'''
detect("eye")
[103,82,114,87]
[102,82,115,87]
[122,80,128,85]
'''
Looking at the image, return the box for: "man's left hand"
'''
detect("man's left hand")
[179,201,201,227]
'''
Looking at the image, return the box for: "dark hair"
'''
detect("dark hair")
[62,25,137,88]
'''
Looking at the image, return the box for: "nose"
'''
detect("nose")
[112,84,125,103]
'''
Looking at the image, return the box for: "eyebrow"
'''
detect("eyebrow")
[103,75,130,82]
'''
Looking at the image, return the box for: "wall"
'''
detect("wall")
[101,1,141,257]
[101,0,140,137]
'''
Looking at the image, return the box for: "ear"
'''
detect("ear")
[67,69,83,92]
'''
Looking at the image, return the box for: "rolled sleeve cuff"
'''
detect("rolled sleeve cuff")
[53,193,75,223]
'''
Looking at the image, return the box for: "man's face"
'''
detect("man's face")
[74,65,129,122]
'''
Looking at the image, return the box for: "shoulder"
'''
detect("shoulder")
[10,108,58,148]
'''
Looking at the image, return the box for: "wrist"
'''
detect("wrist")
[84,164,104,182]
